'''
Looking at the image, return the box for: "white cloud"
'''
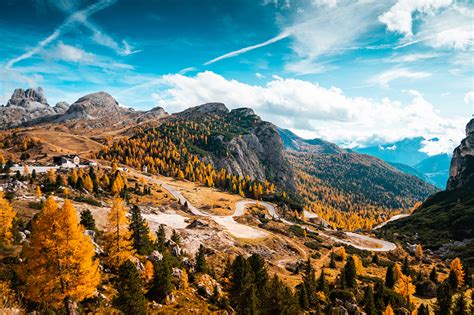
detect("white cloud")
[465,91,474,104]
[378,0,452,36]
[53,42,94,62]
[369,68,431,87]
[255,73,265,79]
[5,0,117,69]
[139,71,464,154]
[385,52,442,63]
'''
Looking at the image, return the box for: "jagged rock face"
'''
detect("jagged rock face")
[0,87,59,129]
[59,92,121,121]
[447,118,474,190]
[136,106,167,123]
[179,103,297,192]
[278,128,345,154]
[53,101,70,114]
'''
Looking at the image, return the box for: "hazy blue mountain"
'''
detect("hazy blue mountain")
[414,153,451,189]
[278,128,344,154]
[353,137,428,166]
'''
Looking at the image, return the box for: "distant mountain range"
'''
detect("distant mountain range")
[353,138,450,189]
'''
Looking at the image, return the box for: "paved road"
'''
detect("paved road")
[131,170,396,251]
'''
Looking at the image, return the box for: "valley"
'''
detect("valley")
[0,88,472,314]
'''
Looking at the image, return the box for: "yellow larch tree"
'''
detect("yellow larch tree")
[83,175,94,192]
[35,186,42,199]
[23,165,29,176]
[395,274,416,305]
[353,255,364,275]
[0,152,5,166]
[143,260,154,282]
[383,304,395,315]
[103,197,135,269]
[0,193,16,246]
[21,197,100,311]
[450,257,464,287]
[415,244,423,260]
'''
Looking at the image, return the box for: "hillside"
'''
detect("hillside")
[383,119,474,266]
[288,151,438,230]
[98,103,296,195]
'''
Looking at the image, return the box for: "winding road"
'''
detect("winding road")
[132,170,397,252]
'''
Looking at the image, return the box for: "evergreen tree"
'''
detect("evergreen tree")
[449,269,459,291]
[417,304,430,315]
[363,285,376,315]
[435,281,452,315]
[329,252,336,269]
[297,283,309,310]
[385,264,396,289]
[452,291,469,315]
[171,229,181,245]
[263,275,300,315]
[21,197,100,312]
[103,197,135,269]
[148,254,174,302]
[300,258,318,307]
[229,255,255,314]
[249,253,268,289]
[316,268,329,295]
[374,280,386,311]
[344,255,357,288]
[129,205,154,255]
[402,256,411,276]
[114,260,148,315]
[80,209,96,231]
[155,224,166,253]
[430,266,438,284]
[195,244,208,274]
[463,266,472,288]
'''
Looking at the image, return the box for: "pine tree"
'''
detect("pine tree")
[0,192,16,246]
[80,209,96,231]
[430,266,438,284]
[155,224,166,253]
[148,254,174,302]
[195,244,208,273]
[452,291,469,315]
[450,258,465,288]
[402,256,411,276]
[316,268,329,295]
[230,255,255,313]
[21,197,100,312]
[129,205,154,255]
[171,229,181,245]
[103,197,135,269]
[264,275,300,314]
[449,269,459,290]
[417,304,430,315]
[385,264,396,289]
[344,255,357,288]
[363,285,376,315]
[329,252,336,268]
[114,260,148,315]
[435,281,452,315]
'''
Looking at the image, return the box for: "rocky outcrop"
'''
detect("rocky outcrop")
[447,118,474,190]
[278,128,345,154]
[58,92,122,122]
[0,87,63,129]
[174,103,297,192]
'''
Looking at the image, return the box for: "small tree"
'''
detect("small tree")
[114,260,148,315]
[195,244,208,273]
[0,192,16,246]
[395,274,415,307]
[155,224,166,253]
[435,281,452,315]
[148,254,174,302]
[80,209,96,231]
[344,256,357,288]
[129,205,154,255]
[363,285,376,315]
[450,258,465,288]
[385,264,396,289]
[171,229,181,245]
[430,266,438,284]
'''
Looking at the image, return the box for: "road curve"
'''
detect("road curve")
[132,171,396,251]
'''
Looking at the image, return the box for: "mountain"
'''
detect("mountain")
[383,119,474,266]
[278,128,345,154]
[354,138,450,189]
[413,153,451,189]
[0,87,69,129]
[278,131,438,229]
[99,102,297,193]
[0,87,167,130]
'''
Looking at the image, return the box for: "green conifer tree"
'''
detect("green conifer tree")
[114,260,148,315]
[129,205,154,255]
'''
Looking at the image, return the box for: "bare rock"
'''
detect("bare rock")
[447,118,474,190]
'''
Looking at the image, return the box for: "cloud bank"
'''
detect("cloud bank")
[147,71,465,154]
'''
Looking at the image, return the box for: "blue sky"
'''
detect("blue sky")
[1,0,473,154]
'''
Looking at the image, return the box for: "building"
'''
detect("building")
[53,155,80,167]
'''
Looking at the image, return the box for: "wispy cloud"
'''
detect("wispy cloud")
[369,68,431,87]
[203,31,291,65]
[5,0,117,69]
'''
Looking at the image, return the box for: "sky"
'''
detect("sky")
[0,0,473,154]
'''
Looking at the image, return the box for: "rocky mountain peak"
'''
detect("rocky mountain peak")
[178,102,229,117]
[6,87,48,108]
[447,118,474,190]
[58,91,121,121]
[230,107,257,118]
